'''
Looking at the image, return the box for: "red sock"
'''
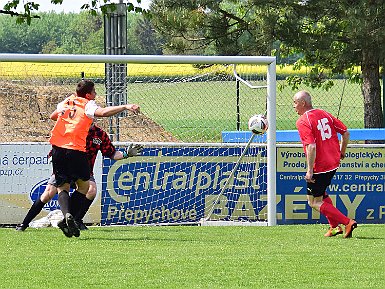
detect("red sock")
[320,201,350,226]
[323,196,339,228]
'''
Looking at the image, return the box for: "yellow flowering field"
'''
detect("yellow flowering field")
[0,62,308,78]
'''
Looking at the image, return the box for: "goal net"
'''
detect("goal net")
[0,54,276,226]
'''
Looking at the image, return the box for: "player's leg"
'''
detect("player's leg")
[52,146,71,215]
[69,178,92,230]
[322,193,343,237]
[73,177,97,230]
[57,184,71,216]
[56,183,76,238]
[319,198,357,238]
[307,171,357,237]
[51,145,76,237]
[68,182,83,225]
[62,149,90,237]
[307,194,343,237]
[64,178,89,236]
[323,194,338,226]
[16,177,58,231]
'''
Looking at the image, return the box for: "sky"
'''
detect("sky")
[0,0,151,13]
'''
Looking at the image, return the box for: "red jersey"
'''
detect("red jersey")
[86,124,116,176]
[296,108,347,174]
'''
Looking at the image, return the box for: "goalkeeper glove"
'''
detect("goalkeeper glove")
[123,144,144,158]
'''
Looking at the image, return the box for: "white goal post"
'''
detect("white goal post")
[0,54,276,226]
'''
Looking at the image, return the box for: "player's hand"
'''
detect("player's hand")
[126,104,140,114]
[123,144,144,158]
[305,171,315,183]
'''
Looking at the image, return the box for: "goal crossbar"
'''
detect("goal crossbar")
[0,53,276,65]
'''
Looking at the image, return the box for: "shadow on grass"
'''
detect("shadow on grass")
[92,228,169,232]
[354,236,385,240]
[78,236,195,242]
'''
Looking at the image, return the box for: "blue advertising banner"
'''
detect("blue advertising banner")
[101,144,385,225]
[101,146,268,225]
[277,147,385,224]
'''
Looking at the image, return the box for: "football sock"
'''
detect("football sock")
[58,190,70,215]
[21,198,46,227]
[69,190,83,217]
[322,195,339,228]
[75,197,94,222]
[320,201,350,226]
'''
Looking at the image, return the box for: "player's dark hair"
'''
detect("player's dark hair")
[76,80,95,98]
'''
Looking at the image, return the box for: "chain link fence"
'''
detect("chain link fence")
[0,59,373,144]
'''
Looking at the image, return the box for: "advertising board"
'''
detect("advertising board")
[101,146,268,225]
[277,146,385,224]
[2,143,384,225]
[0,143,101,224]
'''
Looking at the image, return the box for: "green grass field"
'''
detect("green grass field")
[1,224,384,288]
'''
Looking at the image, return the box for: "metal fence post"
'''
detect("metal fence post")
[383,73,385,128]
[104,2,127,141]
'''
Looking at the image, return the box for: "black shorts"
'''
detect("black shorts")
[48,174,96,187]
[51,146,90,187]
[306,169,337,197]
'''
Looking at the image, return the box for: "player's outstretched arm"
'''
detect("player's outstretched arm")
[113,144,144,160]
[50,110,59,121]
[94,104,140,117]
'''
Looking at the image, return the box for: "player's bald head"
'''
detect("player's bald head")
[294,90,312,106]
[293,90,313,115]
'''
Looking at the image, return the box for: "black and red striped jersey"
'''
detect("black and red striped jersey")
[86,124,116,176]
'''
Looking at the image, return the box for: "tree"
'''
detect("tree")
[150,0,272,55]
[0,2,156,55]
[134,18,164,55]
[0,0,144,24]
[0,11,159,55]
[266,0,384,129]
[55,12,104,54]
[149,0,385,129]
[0,12,74,53]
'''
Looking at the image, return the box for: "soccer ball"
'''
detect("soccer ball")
[248,114,268,135]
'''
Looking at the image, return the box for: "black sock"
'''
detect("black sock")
[58,190,70,215]
[75,197,93,222]
[69,190,84,217]
[21,198,46,227]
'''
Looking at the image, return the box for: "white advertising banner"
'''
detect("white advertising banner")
[0,143,101,224]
